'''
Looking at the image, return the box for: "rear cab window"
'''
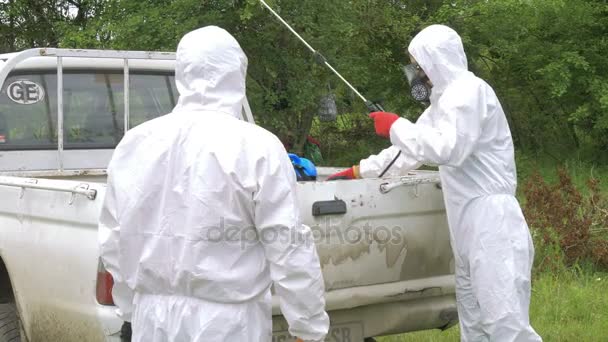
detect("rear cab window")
[0,70,177,150]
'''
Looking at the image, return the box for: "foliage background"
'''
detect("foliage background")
[5,0,607,159]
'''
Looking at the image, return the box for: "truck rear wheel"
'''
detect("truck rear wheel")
[0,303,21,342]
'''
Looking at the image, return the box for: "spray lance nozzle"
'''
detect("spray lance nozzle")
[365,101,385,113]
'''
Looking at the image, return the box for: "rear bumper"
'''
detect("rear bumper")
[272,274,457,337]
[100,276,458,340]
[273,294,457,338]
[101,296,457,341]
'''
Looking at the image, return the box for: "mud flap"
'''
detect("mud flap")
[438,307,459,330]
[120,322,131,342]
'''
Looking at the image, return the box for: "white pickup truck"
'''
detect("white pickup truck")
[0,49,456,342]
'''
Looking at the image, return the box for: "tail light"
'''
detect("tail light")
[96,260,115,305]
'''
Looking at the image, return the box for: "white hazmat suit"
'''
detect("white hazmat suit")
[99,26,329,342]
[360,25,542,341]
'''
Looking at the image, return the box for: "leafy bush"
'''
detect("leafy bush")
[523,168,608,272]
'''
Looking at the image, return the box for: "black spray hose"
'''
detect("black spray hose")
[365,102,401,178]
[379,151,401,178]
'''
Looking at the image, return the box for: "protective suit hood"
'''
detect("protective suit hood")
[174,26,248,118]
[408,25,468,94]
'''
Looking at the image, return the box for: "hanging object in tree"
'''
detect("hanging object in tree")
[318,88,337,122]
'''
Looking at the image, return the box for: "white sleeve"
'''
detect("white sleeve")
[254,140,329,342]
[359,145,422,178]
[98,171,134,322]
[389,83,484,167]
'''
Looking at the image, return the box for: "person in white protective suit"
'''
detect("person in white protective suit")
[327,25,542,341]
[98,26,329,342]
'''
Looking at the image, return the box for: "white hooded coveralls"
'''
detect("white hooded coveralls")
[99,26,329,342]
[360,25,541,342]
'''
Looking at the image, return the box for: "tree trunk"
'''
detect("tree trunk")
[558,101,580,149]
[293,109,315,156]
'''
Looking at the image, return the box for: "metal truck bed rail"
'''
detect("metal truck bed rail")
[0,175,97,201]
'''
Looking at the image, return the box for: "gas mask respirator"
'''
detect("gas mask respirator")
[402,63,431,103]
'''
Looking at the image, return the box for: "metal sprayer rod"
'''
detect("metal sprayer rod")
[259,0,316,54]
[258,0,369,104]
[258,0,400,178]
[323,62,368,103]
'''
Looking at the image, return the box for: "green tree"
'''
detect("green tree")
[4,0,608,163]
[62,0,424,154]
[0,0,102,53]
[430,0,608,159]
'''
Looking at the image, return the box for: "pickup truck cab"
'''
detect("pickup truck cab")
[0,48,456,342]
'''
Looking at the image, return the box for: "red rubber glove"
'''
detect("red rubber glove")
[326,166,360,181]
[369,111,400,138]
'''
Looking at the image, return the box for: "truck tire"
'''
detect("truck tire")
[0,303,21,342]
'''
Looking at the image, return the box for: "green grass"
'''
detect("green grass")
[377,270,608,341]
